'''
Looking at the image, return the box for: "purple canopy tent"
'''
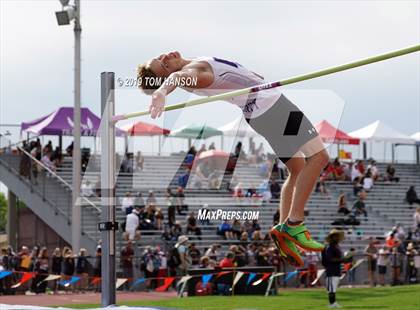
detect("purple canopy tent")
[21,106,125,151]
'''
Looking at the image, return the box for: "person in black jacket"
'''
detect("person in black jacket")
[322,229,345,308]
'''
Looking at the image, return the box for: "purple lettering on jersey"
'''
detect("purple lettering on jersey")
[213,57,239,68]
[250,81,282,93]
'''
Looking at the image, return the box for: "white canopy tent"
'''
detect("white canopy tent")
[411,132,420,142]
[349,120,415,162]
[218,116,260,151]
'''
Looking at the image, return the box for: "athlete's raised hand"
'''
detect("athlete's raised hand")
[149,90,166,119]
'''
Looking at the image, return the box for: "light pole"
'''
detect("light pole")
[55,0,82,254]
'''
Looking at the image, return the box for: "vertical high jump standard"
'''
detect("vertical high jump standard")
[99,44,419,306]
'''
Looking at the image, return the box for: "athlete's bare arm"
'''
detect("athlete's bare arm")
[149,62,214,119]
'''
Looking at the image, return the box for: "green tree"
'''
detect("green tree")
[0,192,7,232]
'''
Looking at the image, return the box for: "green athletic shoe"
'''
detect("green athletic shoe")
[279,222,325,252]
[270,224,304,267]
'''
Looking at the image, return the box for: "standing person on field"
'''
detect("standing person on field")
[322,229,345,308]
[364,238,378,287]
[137,51,329,267]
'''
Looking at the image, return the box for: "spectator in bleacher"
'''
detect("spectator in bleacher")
[121,241,134,289]
[233,182,244,202]
[186,212,202,239]
[228,219,241,239]
[218,220,234,240]
[171,221,183,240]
[251,230,265,247]
[367,159,380,181]
[188,243,201,267]
[41,151,56,172]
[146,190,157,208]
[81,179,95,197]
[175,235,189,275]
[414,207,420,229]
[337,191,350,215]
[198,204,211,226]
[66,141,74,157]
[125,209,140,241]
[209,142,216,150]
[351,162,362,182]
[205,244,221,262]
[43,140,53,154]
[76,248,89,291]
[377,247,389,286]
[167,198,176,227]
[385,164,399,182]
[356,160,365,175]
[176,187,188,214]
[199,256,213,268]
[332,158,346,181]
[362,170,374,192]
[364,238,378,287]
[233,141,245,159]
[135,192,145,210]
[269,178,281,202]
[256,245,271,266]
[352,176,363,196]
[121,192,135,215]
[187,146,197,156]
[219,251,235,268]
[155,208,164,230]
[143,205,156,230]
[51,146,63,167]
[352,190,368,218]
[406,186,420,206]
[136,151,144,171]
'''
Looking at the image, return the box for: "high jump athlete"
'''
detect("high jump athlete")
[136,51,329,266]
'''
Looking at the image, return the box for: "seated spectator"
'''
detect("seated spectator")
[42,140,53,154]
[367,159,380,181]
[154,208,164,230]
[205,244,221,262]
[121,192,135,215]
[351,161,362,182]
[231,219,243,239]
[208,142,216,150]
[332,158,346,181]
[186,212,202,239]
[406,186,420,205]
[362,170,374,192]
[124,209,140,241]
[219,252,235,268]
[171,221,183,240]
[386,164,399,182]
[255,245,270,266]
[199,255,212,268]
[239,231,249,245]
[81,179,95,197]
[218,220,234,239]
[356,160,365,175]
[230,245,247,267]
[188,243,201,267]
[135,192,145,210]
[337,191,350,215]
[51,146,63,167]
[352,190,368,218]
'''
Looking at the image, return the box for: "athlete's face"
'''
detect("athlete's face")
[147,51,182,78]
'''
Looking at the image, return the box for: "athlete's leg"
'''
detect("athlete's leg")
[288,145,329,221]
[280,156,305,223]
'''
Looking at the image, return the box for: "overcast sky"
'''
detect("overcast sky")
[1,0,419,132]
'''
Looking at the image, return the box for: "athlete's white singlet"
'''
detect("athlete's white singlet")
[182,57,282,119]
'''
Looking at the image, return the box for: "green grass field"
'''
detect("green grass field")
[64,285,420,310]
